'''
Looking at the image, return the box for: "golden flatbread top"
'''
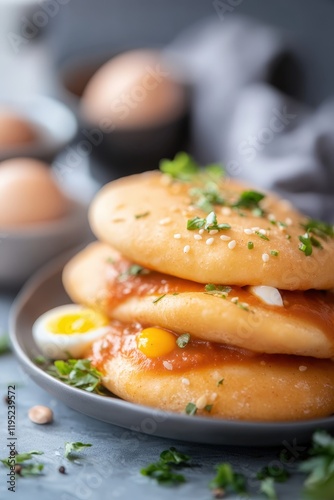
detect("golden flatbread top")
[89,166,334,290]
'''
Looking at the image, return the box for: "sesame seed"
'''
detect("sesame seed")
[228,240,236,249]
[206,237,214,245]
[196,394,208,410]
[194,234,202,240]
[244,228,253,235]
[159,217,171,225]
[285,217,292,226]
[163,361,173,371]
[183,245,190,253]
[259,229,267,235]
[181,377,190,385]
[262,253,270,262]
[241,302,249,308]
[221,207,232,216]
[211,392,218,401]
[268,214,276,221]
[299,365,308,372]
[220,235,231,241]
[173,233,181,239]
[209,229,218,235]
[231,297,239,303]
[199,229,204,235]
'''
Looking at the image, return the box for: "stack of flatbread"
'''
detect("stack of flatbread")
[63,158,334,421]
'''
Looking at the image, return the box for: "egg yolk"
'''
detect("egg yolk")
[137,327,176,358]
[47,309,108,335]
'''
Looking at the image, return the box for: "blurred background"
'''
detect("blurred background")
[1,0,334,286]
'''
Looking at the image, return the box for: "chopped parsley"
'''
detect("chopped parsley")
[1,451,44,477]
[209,463,247,496]
[257,465,290,482]
[204,404,213,413]
[153,294,167,304]
[299,430,334,500]
[233,190,265,211]
[64,442,92,460]
[299,234,313,256]
[141,447,190,485]
[255,230,270,241]
[217,378,224,386]
[301,219,334,239]
[134,211,150,219]
[176,333,190,348]
[160,152,200,181]
[259,477,277,500]
[187,211,231,232]
[247,241,254,250]
[189,186,225,213]
[118,264,150,281]
[185,402,197,416]
[270,250,279,256]
[204,284,232,298]
[46,359,107,395]
[298,219,333,257]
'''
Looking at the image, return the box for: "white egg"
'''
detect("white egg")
[248,286,284,307]
[32,304,110,360]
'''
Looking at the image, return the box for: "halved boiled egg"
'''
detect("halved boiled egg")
[32,305,110,360]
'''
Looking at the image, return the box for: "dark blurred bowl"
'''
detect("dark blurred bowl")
[57,48,191,179]
[0,95,78,164]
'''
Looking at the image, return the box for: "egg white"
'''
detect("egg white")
[32,304,110,360]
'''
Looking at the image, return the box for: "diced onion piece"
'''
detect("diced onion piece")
[249,286,284,307]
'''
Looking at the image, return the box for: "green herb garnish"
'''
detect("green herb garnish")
[160,152,200,181]
[217,378,224,386]
[299,234,313,256]
[247,241,254,250]
[118,264,150,281]
[1,451,44,478]
[204,405,213,413]
[257,465,290,482]
[187,211,231,232]
[190,186,225,213]
[255,230,270,241]
[259,477,277,500]
[47,359,106,395]
[185,402,197,416]
[176,333,190,348]
[299,430,334,500]
[64,442,92,460]
[159,448,190,465]
[0,334,10,355]
[270,250,279,256]
[205,284,231,293]
[153,294,167,304]
[233,190,265,211]
[135,211,150,219]
[141,447,190,485]
[301,219,334,239]
[209,463,247,495]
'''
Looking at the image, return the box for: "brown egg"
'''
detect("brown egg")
[81,50,186,130]
[0,158,70,228]
[0,109,37,148]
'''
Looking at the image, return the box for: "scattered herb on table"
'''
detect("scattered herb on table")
[1,451,44,478]
[209,463,247,497]
[64,442,92,460]
[141,447,190,485]
[0,334,10,355]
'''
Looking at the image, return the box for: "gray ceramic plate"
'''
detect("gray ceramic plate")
[9,249,334,447]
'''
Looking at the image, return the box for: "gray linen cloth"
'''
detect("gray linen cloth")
[166,16,334,222]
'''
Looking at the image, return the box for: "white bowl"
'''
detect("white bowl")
[0,95,78,163]
[0,201,90,288]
